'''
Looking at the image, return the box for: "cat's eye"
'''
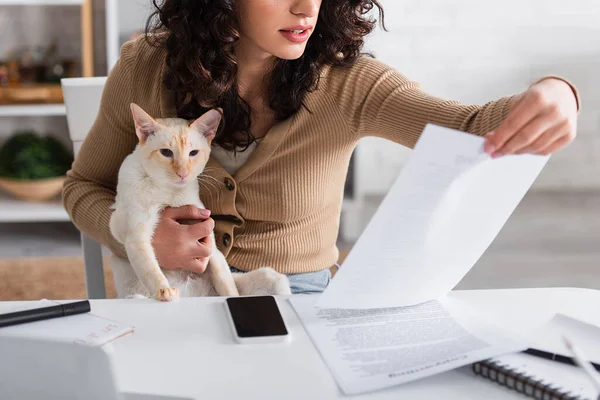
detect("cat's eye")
[189,150,199,157]
[160,149,173,157]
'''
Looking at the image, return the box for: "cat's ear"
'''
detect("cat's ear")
[130,103,161,145]
[190,108,223,144]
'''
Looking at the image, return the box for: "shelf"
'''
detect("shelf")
[0,0,83,5]
[0,193,69,222]
[0,104,66,117]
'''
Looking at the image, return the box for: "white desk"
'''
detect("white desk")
[1,287,598,399]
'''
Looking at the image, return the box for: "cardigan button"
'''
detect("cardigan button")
[224,178,235,191]
[223,233,232,247]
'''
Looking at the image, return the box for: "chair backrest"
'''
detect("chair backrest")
[61,77,109,299]
[61,77,107,155]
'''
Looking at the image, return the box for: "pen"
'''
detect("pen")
[563,335,600,397]
[522,347,600,372]
[0,300,91,328]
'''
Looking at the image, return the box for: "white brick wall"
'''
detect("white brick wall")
[361,0,600,191]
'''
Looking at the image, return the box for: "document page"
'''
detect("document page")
[318,124,548,309]
[291,295,526,395]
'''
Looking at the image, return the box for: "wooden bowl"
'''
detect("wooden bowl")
[0,176,66,202]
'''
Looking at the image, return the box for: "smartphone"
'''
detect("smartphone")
[225,295,290,344]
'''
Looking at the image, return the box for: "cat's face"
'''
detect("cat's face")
[130,103,222,187]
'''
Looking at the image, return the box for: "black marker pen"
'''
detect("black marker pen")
[523,347,600,372]
[0,300,91,328]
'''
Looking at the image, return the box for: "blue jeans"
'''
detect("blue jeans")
[230,266,335,294]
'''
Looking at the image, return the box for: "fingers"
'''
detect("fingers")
[185,218,214,258]
[164,205,211,221]
[494,112,559,156]
[195,240,213,258]
[515,120,570,155]
[485,91,541,154]
[483,77,578,157]
[187,217,215,238]
[183,236,213,273]
[200,233,214,249]
[153,206,217,273]
[535,132,573,156]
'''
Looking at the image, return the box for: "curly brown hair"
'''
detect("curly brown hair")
[146,0,384,151]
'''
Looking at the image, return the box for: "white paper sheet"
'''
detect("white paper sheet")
[291,295,526,395]
[318,124,548,309]
[0,300,134,346]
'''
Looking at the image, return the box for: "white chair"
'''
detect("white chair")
[61,77,108,299]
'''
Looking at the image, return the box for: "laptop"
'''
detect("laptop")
[0,335,192,400]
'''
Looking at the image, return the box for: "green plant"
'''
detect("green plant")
[0,131,73,180]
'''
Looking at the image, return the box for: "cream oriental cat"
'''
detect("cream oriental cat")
[109,103,291,301]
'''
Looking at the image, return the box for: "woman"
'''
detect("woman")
[63,0,579,294]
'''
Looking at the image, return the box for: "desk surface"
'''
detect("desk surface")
[1,287,598,399]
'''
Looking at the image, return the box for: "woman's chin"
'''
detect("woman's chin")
[274,46,307,61]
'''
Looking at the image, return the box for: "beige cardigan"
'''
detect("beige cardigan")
[62,36,578,274]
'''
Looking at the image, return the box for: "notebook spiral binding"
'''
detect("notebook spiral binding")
[472,360,586,400]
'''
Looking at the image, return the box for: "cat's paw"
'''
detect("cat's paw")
[260,267,292,296]
[155,287,179,302]
[235,267,292,296]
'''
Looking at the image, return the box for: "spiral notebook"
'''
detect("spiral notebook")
[472,314,600,400]
[473,353,596,400]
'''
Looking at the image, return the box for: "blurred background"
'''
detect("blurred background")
[0,0,597,300]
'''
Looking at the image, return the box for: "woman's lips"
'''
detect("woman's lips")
[279,26,313,43]
[279,29,311,43]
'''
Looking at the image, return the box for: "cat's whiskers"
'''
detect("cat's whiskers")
[197,174,218,187]
[198,174,222,191]
[197,181,217,195]
[199,173,222,187]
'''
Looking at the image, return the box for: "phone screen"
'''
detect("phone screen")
[226,296,288,338]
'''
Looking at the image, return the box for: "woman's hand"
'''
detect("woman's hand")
[484,78,578,157]
[152,205,215,273]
